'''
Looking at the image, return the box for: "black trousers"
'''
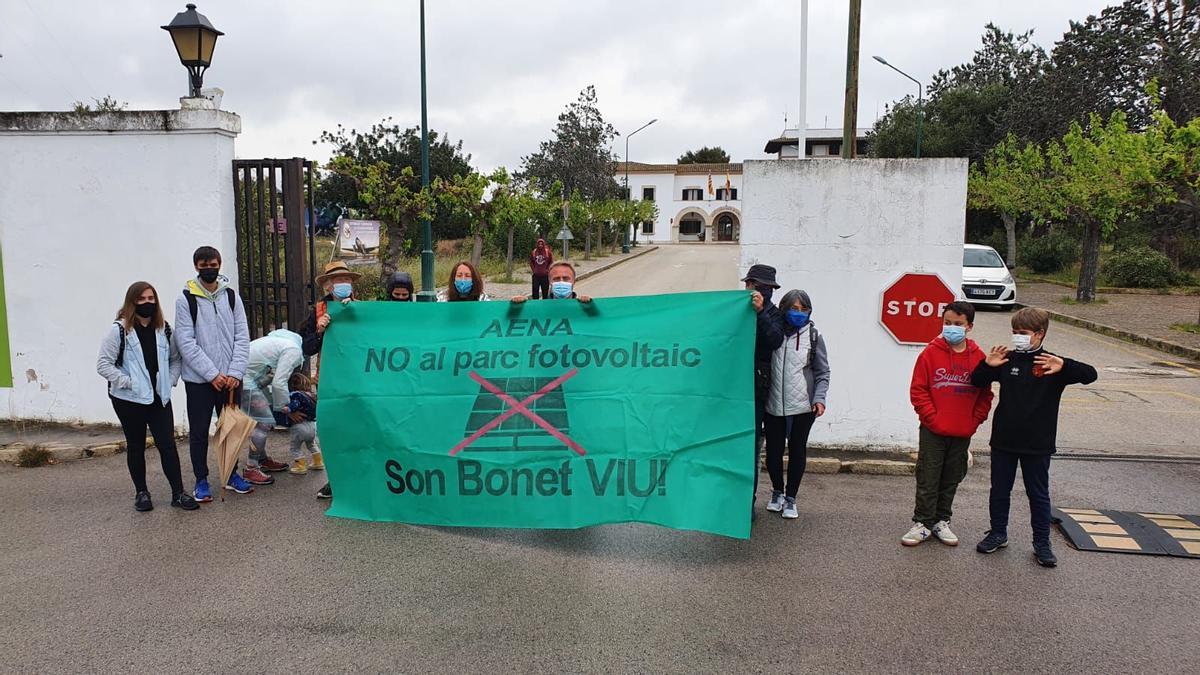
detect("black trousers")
[989,449,1052,543]
[764,412,817,498]
[185,381,241,482]
[531,274,549,299]
[752,395,766,506]
[111,396,183,496]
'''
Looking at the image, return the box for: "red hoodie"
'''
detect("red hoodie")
[530,243,553,276]
[910,337,994,438]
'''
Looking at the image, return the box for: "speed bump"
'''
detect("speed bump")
[1054,508,1200,558]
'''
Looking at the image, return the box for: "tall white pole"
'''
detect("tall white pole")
[797,0,809,159]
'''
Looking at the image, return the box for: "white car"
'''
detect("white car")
[962,244,1016,310]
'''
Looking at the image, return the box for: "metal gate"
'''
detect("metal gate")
[232,158,318,338]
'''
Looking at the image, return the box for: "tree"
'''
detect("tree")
[316,120,473,246]
[491,177,545,279]
[678,146,730,164]
[436,169,511,269]
[72,95,128,112]
[328,157,434,281]
[1039,111,1165,301]
[968,135,1047,266]
[519,86,620,202]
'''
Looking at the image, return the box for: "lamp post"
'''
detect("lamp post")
[416,0,436,302]
[873,55,923,158]
[623,118,657,254]
[161,4,223,99]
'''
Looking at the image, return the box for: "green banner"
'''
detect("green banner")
[317,290,755,538]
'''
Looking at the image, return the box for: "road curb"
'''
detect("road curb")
[0,437,165,465]
[576,246,659,281]
[1017,276,1200,297]
[1015,303,1200,362]
[768,455,917,476]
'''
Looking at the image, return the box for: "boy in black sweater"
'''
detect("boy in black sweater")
[970,307,1097,567]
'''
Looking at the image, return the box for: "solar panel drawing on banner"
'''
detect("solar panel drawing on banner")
[462,376,572,452]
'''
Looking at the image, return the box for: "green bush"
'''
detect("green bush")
[1177,236,1200,271]
[1102,246,1174,288]
[1019,233,1080,274]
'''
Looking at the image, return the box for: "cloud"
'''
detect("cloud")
[0,0,1114,171]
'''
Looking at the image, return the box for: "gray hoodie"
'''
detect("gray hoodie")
[173,275,250,384]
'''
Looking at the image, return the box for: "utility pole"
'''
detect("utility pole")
[417,0,436,301]
[797,0,808,158]
[841,0,862,159]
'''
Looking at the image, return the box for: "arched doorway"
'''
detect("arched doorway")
[716,212,739,241]
[673,209,708,242]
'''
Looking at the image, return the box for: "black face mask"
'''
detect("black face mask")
[134,302,157,318]
[198,268,220,283]
[756,285,774,304]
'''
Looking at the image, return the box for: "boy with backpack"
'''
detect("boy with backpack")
[174,246,255,502]
[971,307,1097,567]
[902,301,993,547]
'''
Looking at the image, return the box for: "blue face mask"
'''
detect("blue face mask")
[332,283,353,299]
[551,281,574,299]
[454,278,474,295]
[786,310,810,328]
[942,325,967,345]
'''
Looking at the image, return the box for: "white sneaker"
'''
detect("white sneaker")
[932,520,959,546]
[902,522,932,546]
[765,491,785,513]
[782,498,799,519]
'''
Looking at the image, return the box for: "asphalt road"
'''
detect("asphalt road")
[3,244,1198,672]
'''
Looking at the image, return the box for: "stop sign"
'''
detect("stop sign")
[880,273,956,345]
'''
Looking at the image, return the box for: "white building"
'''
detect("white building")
[763,127,872,159]
[614,162,743,243]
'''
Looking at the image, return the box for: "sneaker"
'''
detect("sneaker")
[932,520,960,546]
[225,473,255,495]
[243,467,275,485]
[134,491,153,512]
[316,483,332,500]
[765,491,785,512]
[171,493,200,511]
[289,457,309,475]
[193,479,213,503]
[782,497,799,519]
[259,457,290,473]
[976,530,1009,554]
[1033,541,1058,568]
[901,522,931,546]
[309,452,325,471]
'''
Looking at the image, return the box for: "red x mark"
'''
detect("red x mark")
[449,369,586,457]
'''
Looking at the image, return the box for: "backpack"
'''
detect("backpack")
[185,287,237,325]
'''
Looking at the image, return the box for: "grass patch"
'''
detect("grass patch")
[1059,296,1108,305]
[16,444,53,468]
[1170,323,1200,334]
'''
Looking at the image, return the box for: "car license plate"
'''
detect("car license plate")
[973,288,997,296]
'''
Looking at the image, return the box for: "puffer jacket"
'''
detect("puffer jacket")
[766,322,830,417]
[174,276,250,384]
[96,322,181,406]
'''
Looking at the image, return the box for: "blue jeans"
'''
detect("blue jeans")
[989,449,1052,543]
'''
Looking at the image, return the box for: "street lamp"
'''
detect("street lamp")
[416,0,436,302]
[161,4,223,99]
[873,55,923,158]
[623,118,657,253]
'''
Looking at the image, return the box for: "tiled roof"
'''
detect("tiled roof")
[615,161,743,175]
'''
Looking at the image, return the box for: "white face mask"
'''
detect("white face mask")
[1011,334,1033,352]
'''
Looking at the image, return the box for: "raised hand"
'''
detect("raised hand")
[1033,353,1064,375]
[986,345,1010,367]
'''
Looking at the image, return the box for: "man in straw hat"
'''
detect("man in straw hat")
[299,261,363,500]
[741,263,787,521]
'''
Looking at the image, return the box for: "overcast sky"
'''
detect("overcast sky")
[1,0,1114,170]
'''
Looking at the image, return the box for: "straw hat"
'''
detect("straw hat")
[314,260,362,285]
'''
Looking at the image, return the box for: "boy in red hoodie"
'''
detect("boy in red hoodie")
[902,301,994,547]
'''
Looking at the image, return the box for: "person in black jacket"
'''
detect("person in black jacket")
[970,307,1097,568]
[742,264,787,520]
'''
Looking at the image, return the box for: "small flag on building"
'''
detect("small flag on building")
[707,172,714,196]
[725,172,732,198]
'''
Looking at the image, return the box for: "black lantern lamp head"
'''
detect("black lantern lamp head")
[162,4,223,98]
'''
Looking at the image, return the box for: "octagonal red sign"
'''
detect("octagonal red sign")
[880,273,956,345]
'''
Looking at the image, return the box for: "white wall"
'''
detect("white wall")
[740,158,968,450]
[0,109,241,423]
